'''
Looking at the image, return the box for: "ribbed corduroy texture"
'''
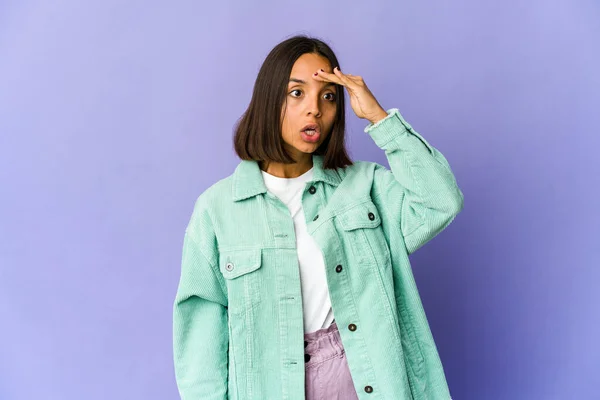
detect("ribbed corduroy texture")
[173,108,464,400]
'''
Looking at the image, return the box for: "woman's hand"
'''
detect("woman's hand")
[313,66,388,124]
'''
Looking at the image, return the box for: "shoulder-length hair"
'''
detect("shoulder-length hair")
[233,34,353,170]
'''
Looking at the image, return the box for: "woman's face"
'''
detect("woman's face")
[280,53,337,160]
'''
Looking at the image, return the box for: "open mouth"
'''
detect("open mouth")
[301,123,320,136]
[300,123,321,143]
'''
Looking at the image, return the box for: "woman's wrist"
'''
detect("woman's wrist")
[367,108,389,125]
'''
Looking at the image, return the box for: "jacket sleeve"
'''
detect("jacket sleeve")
[365,108,464,255]
[173,203,228,399]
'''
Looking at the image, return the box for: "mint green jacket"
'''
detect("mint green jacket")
[173,108,464,400]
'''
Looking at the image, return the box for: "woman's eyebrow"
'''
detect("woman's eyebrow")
[289,78,335,88]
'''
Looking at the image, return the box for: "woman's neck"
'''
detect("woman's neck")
[259,156,313,178]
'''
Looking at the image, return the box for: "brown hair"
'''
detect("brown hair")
[233,34,353,170]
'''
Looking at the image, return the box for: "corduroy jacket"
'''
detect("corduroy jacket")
[173,108,464,399]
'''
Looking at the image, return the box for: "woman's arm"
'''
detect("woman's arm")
[173,205,228,399]
[312,69,463,255]
[366,108,464,255]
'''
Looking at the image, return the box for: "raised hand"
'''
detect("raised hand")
[313,66,388,124]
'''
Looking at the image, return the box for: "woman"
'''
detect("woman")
[173,35,463,400]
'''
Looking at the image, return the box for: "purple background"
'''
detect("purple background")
[1,1,598,399]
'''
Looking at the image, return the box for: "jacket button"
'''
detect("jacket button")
[364,385,373,393]
[348,323,357,331]
[335,264,343,273]
[304,340,308,348]
[225,262,234,271]
[305,353,311,362]
[308,185,316,194]
[313,214,319,221]
[368,212,375,221]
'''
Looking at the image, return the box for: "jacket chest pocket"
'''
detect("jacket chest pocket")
[219,248,263,316]
[337,201,391,268]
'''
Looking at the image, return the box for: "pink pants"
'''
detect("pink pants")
[304,320,359,400]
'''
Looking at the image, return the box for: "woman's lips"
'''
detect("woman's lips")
[301,129,320,143]
[301,123,321,143]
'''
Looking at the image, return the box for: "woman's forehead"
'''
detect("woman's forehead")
[290,53,331,75]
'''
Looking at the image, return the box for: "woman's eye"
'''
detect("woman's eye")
[289,89,336,101]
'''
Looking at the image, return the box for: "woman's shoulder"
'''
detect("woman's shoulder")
[184,173,234,237]
[191,174,234,211]
[338,158,388,181]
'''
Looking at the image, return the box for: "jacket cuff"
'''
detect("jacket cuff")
[364,108,435,154]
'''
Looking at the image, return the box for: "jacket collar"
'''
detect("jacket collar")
[232,154,341,202]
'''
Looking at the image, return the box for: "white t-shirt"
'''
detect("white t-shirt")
[261,166,335,334]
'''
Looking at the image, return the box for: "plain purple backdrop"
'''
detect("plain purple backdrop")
[1,1,598,399]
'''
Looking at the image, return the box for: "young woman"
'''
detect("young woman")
[173,35,463,400]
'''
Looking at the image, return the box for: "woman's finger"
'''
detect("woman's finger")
[313,68,345,87]
[315,67,357,92]
[342,72,363,85]
[333,67,355,87]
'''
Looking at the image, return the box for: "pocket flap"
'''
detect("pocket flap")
[338,202,382,231]
[219,248,262,279]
